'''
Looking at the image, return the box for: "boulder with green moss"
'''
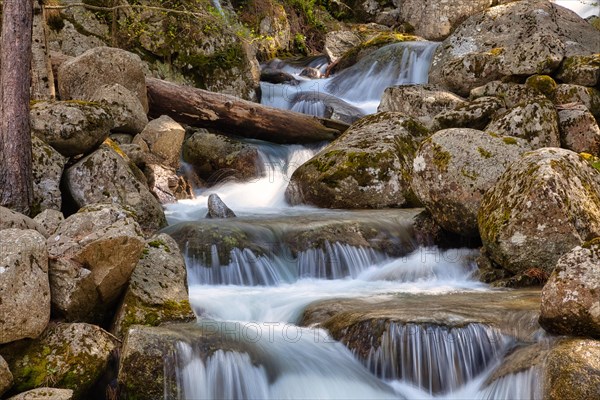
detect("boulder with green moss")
[553,84,600,119]
[486,97,560,149]
[47,203,145,322]
[112,234,194,338]
[432,96,504,130]
[90,83,148,134]
[286,112,428,209]
[429,0,600,96]
[411,128,530,237]
[64,143,167,233]
[556,54,600,87]
[539,240,600,338]
[557,104,600,155]
[31,136,66,213]
[1,323,116,399]
[478,148,600,278]
[470,81,545,109]
[378,84,466,129]
[0,229,50,344]
[543,338,600,400]
[30,101,112,157]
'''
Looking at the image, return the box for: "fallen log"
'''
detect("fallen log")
[146,77,348,144]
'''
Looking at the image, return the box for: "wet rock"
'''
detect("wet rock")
[478,148,600,277]
[58,46,148,112]
[182,129,260,183]
[0,229,50,344]
[31,136,66,213]
[112,234,194,338]
[429,0,600,96]
[556,54,600,87]
[378,84,466,129]
[484,342,549,386]
[299,67,322,79]
[2,323,117,399]
[64,143,167,233]
[432,96,504,130]
[47,204,145,321]
[486,97,560,149]
[290,91,364,124]
[539,240,600,338]
[412,128,530,237]
[132,115,185,169]
[206,194,236,219]
[557,104,600,155]
[324,30,363,63]
[543,338,600,400]
[0,207,47,237]
[30,101,112,157]
[260,68,298,85]
[0,355,13,396]
[33,209,64,237]
[286,112,427,209]
[554,84,600,118]
[7,388,74,400]
[90,83,148,134]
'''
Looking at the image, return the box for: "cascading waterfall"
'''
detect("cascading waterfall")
[476,367,543,400]
[297,242,385,279]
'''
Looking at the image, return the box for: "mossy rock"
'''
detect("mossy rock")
[556,54,600,87]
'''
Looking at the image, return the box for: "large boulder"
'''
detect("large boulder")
[470,80,546,109]
[324,30,364,63]
[553,84,600,119]
[378,84,466,129]
[2,323,117,399]
[112,234,194,338]
[412,128,530,237]
[432,96,504,130]
[90,83,148,134]
[478,148,600,277]
[543,338,600,400]
[47,204,145,321]
[132,115,185,169]
[429,0,600,96]
[0,229,49,344]
[556,54,600,87]
[30,101,112,157]
[0,207,47,237]
[539,239,600,338]
[1,356,13,397]
[557,104,600,155]
[7,388,73,400]
[31,136,66,213]
[57,46,148,112]
[64,143,167,233]
[286,112,428,209]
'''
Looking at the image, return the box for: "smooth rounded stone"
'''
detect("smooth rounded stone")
[144,164,194,205]
[7,388,73,400]
[33,209,64,237]
[132,115,185,169]
[486,97,560,149]
[478,148,600,277]
[432,96,504,130]
[64,143,167,233]
[90,83,148,134]
[259,68,298,85]
[525,74,558,98]
[3,323,116,398]
[0,229,50,344]
[286,112,428,209]
[411,128,530,237]
[557,104,600,155]
[182,129,260,183]
[1,356,13,397]
[484,342,549,387]
[30,100,112,157]
[31,136,66,213]
[556,54,600,87]
[543,338,600,400]
[554,84,600,119]
[0,207,47,237]
[429,0,600,96]
[378,84,466,129]
[539,240,600,338]
[112,234,194,338]
[206,193,236,218]
[58,46,148,112]
[470,81,545,109]
[47,203,145,321]
[324,30,364,62]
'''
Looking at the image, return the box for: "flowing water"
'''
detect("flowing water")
[162,42,544,399]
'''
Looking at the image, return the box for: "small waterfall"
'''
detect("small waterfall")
[477,367,543,400]
[364,323,510,395]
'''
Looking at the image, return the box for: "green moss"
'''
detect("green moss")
[525,75,557,97]
[478,147,493,158]
[431,142,451,172]
[502,137,518,145]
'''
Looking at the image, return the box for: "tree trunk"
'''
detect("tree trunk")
[146,77,348,144]
[0,0,34,214]
[31,0,55,100]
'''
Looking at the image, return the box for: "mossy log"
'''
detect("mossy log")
[146,77,348,144]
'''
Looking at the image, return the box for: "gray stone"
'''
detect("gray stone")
[0,229,50,344]
[470,81,545,109]
[145,164,194,205]
[324,30,364,62]
[0,207,47,237]
[132,115,185,169]
[7,388,74,400]
[206,194,236,218]
[90,83,148,134]
[33,209,64,237]
[554,84,600,119]
[556,54,600,87]
[0,356,13,397]
[47,20,106,57]
[432,96,504,130]
[32,136,66,212]
[558,104,600,155]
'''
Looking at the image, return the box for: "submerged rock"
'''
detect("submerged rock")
[478,148,600,278]
[286,112,427,209]
[411,128,530,237]
[206,194,236,219]
[290,91,364,124]
[539,240,600,338]
[0,229,50,344]
[260,68,298,85]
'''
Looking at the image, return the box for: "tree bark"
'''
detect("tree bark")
[146,77,348,144]
[31,0,55,100]
[0,0,34,214]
